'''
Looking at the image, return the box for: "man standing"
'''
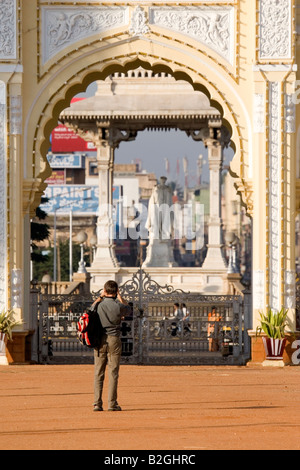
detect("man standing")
[93,280,130,412]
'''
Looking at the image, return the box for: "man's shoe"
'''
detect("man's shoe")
[108,405,122,411]
[93,405,103,412]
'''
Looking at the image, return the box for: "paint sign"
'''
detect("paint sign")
[42,185,121,215]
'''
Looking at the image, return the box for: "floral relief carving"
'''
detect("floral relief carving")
[269,82,280,311]
[259,0,291,60]
[42,6,128,63]
[0,0,16,59]
[0,82,6,310]
[150,7,234,64]
[129,6,150,36]
[41,5,235,65]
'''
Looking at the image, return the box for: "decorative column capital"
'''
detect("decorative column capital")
[62,121,107,148]
[23,178,46,217]
[62,120,137,149]
[187,125,231,149]
[108,127,138,149]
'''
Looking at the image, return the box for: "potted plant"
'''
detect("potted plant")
[256,308,288,360]
[0,309,19,365]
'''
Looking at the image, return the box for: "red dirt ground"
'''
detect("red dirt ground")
[0,364,299,450]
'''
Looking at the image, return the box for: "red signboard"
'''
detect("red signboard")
[51,98,96,152]
[45,169,66,185]
[51,124,97,152]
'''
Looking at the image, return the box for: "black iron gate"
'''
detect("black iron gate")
[31,270,251,365]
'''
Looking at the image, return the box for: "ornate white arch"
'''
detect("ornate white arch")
[24,34,252,215]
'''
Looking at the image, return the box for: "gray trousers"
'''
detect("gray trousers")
[94,334,122,409]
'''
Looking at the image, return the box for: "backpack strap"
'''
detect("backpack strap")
[92,298,102,310]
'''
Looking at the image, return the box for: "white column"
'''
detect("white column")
[93,133,119,269]
[190,126,230,271]
[202,135,226,270]
[61,123,137,276]
[0,81,7,310]
[268,82,281,311]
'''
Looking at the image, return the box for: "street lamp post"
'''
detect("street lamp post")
[90,234,97,261]
[225,231,239,274]
[69,210,73,282]
[76,230,88,273]
[51,187,92,283]
[54,209,57,282]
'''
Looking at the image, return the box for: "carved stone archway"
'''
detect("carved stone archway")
[0,0,298,365]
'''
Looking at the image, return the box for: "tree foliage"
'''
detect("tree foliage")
[32,240,91,282]
[31,197,50,263]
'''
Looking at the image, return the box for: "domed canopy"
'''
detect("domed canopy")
[60,69,221,133]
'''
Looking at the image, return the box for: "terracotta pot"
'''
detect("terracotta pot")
[262,337,286,360]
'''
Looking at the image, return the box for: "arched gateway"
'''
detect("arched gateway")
[0,0,298,364]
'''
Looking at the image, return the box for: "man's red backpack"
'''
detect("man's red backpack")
[77,300,104,350]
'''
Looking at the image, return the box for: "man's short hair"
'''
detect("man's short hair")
[104,280,118,296]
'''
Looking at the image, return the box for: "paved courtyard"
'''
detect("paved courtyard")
[0,364,299,451]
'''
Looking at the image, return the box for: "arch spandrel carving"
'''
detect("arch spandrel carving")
[37,2,240,80]
[40,5,129,66]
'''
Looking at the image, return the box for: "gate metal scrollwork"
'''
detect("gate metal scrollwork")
[119,269,189,309]
[119,269,251,365]
[32,268,251,365]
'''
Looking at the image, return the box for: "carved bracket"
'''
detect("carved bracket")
[23,178,46,217]
[187,125,231,148]
[63,120,138,149]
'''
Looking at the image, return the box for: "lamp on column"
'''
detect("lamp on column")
[225,231,239,274]
[90,234,97,261]
[76,231,88,273]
